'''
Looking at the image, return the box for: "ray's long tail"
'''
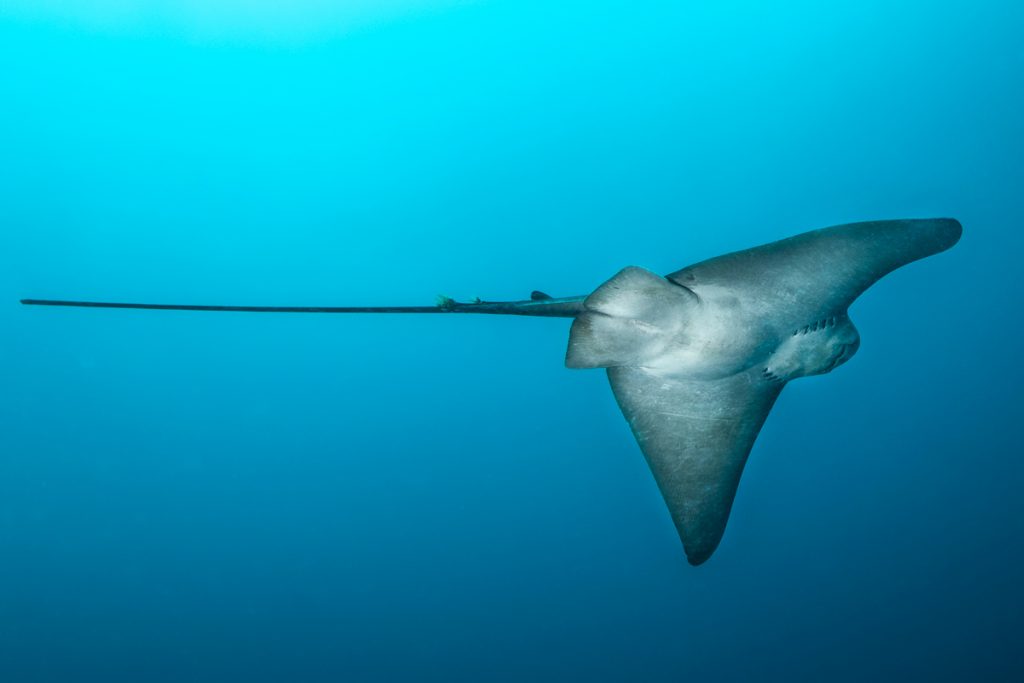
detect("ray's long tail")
[20,291,586,318]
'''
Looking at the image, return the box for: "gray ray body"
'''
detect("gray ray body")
[566,218,961,564]
[19,218,962,566]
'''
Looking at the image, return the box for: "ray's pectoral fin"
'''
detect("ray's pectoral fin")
[564,265,777,564]
[607,366,784,565]
[565,266,696,369]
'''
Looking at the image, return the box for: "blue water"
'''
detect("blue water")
[1,2,1022,681]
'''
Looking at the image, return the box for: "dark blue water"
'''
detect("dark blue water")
[2,2,1022,681]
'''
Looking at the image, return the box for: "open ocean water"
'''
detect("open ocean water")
[1,2,1022,681]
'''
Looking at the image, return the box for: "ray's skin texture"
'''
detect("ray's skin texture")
[21,218,962,565]
[567,218,961,563]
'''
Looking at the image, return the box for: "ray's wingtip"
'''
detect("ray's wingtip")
[946,216,963,236]
[685,550,712,566]
[681,540,717,566]
[900,216,962,252]
[934,216,963,250]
